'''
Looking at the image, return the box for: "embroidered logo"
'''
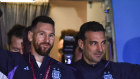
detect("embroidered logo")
[24,66,29,71]
[104,71,113,79]
[52,68,61,79]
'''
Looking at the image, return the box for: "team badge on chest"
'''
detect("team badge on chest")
[103,71,113,79]
[52,68,61,79]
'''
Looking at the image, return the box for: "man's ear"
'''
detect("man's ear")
[78,39,84,50]
[28,31,33,42]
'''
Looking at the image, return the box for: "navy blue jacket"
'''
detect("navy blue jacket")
[0,49,78,79]
[72,59,140,79]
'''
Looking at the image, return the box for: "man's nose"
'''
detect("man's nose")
[97,44,103,52]
[44,35,50,42]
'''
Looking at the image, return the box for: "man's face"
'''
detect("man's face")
[29,22,55,56]
[79,31,106,64]
[9,36,23,54]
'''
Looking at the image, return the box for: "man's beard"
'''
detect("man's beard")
[33,42,53,56]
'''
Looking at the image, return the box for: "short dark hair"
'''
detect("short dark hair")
[7,24,26,46]
[78,21,105,41]
[30,16,55,30]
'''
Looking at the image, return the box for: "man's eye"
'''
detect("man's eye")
[39,32,45,36]
[13,49,20,52]
[90,42,97,45]
[49,34,55,37]
[102,41,106,45]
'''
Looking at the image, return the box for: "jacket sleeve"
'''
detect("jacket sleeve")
[0,48,9,75]
[114,62,140,79]
[129,64,140,79]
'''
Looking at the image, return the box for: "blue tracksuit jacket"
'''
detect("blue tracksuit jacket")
[72,59,140,79]
[0,48,79,79]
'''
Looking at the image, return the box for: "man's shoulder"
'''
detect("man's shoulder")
[108,61,140,79]
[110,61,140,67]
[72,59,83,65]
[103,60,140,75]
[48,56,63,66]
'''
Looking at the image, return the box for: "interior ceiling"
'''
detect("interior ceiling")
[35,0,49,2]
[49,0,104,2]
[0,0,104,2]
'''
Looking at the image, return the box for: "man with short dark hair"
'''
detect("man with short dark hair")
[7,24,26,54]
[0,24,26,79]
[0,16,78,79]
[73,21,140,79]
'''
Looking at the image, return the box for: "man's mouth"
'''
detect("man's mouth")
[41,44,50,48]
[95,53,102,57]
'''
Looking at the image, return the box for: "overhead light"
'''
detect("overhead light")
[0,0,34,2]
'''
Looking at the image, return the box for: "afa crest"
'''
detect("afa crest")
[52,68,61,79]
[103,71,113,79]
